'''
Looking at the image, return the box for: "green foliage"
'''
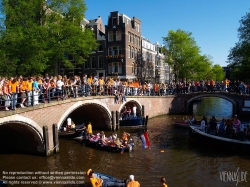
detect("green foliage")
[228,11,250,82]
[162,29,223,82]
[0,0,98,76]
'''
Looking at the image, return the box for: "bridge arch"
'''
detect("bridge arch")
[57,100,112,130]
[119,99,143,117]
[0,115,44,155]
[186,94,236,115]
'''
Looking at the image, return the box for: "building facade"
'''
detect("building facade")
[83,16,106,78]
[105,11,141,80]
[141,37,156,83]
[155,43,170,84]
[61,11,171,83]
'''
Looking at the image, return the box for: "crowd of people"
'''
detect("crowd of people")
[199,115,250,140]
[76,120,133,153]
[0,74,249,111]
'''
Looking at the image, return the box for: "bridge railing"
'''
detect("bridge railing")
[0,84,248,111]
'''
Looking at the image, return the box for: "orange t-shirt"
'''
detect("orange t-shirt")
[9,81,19,93]
[26,81,33,91]
[21,81,27,91]
[127,180,140,187]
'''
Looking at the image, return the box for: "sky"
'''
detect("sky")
[84,0,250,67]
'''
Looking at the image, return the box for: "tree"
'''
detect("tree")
[163,29,224,82]
[228,11,250,81]
[162,29,201,82]
[0,0,98,76]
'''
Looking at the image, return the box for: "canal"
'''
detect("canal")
[0,97,249,187]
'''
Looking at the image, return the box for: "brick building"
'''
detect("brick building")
[105,11,142,80]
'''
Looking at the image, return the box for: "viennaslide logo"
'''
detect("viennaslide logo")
[219,167,248,186]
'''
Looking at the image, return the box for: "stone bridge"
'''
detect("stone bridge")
[0,93,249,156]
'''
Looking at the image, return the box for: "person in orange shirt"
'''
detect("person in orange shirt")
[160,177,168,187]
[26,77,33,106]
[127,175,140,187]
[9,78,19,110]
[210,79,215,92]
[20,77,28,108]
[225,79,230,92]
[99,76,105,95]
[122,131,130,143]
[88,170,103,187]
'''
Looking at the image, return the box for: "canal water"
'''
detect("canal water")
[193,97,233,120]
[0,98,250,187]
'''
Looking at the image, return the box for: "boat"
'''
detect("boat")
[76,135,134,153]
[173,119,200,128]
[189,125,250,153]
[119,116,145,127]
[58,123,85,138]
[86,169,127,186]
[0,179,7,186]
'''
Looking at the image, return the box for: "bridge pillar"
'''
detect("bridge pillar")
[52,124,59,154]
[116,111,120,130]
[142,105,145,118]
[111,111,116,131]
[43,126,50,156]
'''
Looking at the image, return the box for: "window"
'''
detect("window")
[128,46,131,58]
[135,23,140,32]
[116,30,122,41]
[134,48,137,60]
[135,22,140,32]
[113,46,118,55]
[112,17,117,25]
[128,32,131,42]
[108,31,113,41]
[91,57,96,68]
[108,62,122,74]
[108,46,122,55]
[130,34,133,43]
[98,44,104,52]
[98,56,104,68]
[131,47,134,59]
[108,47,112,55]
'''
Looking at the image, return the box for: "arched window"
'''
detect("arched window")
[128,46,131,58]
[131,47,134,59]
[132,62,134,74]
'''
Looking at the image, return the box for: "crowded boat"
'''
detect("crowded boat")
[75,130,134,153]
[189,115,250,153]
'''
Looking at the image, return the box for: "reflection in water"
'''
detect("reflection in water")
[0,115,250,187]
[193,97,233,119]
